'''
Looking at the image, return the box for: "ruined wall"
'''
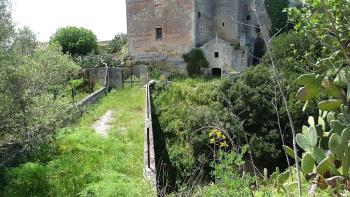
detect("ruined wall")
[126,0,195,57]
[194,0,214,47]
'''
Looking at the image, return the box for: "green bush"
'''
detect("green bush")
[4,163,49,197]
[0,43,81,159]
[261,32,319,75]
[153,78,242,188]
[200,149,254,196]
[50,26,98,56]
[218,65,318,170]
[182,48,209,76]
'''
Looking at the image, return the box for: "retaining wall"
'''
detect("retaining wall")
[76,87,107,109]
[144,83,157,190]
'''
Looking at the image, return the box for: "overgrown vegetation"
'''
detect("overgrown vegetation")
[152,63,314,193]
[0,41,81,158]
[1,88,155,196]
[153,78,242,192]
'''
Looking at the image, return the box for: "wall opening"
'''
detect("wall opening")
[198,12,201,18]
[214,52,219,58]
[253,38,266,65]
[212,68,221,77]
[222,22,225,27]
[246,15,251,21]
[255,25,261,33]
[156,28,163,40]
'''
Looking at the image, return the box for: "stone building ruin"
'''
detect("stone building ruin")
[126,0,271,77]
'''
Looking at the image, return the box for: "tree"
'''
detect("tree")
[11,26,37,55]
[0,0,13,47]
[107,33,127,54]
[182,48,209,76]
[0,43,81,158]
[50,26,98,56]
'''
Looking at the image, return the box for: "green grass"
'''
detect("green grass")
[3,87,155,197]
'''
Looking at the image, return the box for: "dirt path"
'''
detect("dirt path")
[92,110,114,137]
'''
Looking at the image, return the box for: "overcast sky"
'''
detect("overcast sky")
[11,0,127,42]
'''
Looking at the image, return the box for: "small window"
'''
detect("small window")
[214,52,219,58]
[198,12,201,18]
[156,28,163,40]
[255,25,261,33]
[246,15,251,21]
[222,22,225,27]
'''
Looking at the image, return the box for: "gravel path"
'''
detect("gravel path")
[92,110,114,137]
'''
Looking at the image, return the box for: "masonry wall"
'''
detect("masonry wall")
[214,0,240,44]
[194,0,214,47]
[126,0,195,57]
[201,39,234,76]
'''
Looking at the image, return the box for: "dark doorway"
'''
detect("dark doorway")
[212,68,221,77]
[253,37,266,65]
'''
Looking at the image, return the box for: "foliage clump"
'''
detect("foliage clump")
[107,33,127,54]
[265,0,290,36]
[153,79,242,188]
[11,26,37,55]
[182,48,209,76]
[0,42,81,158]
[0,0,13,46]
[50,26,98,56]
[75,53,121,68]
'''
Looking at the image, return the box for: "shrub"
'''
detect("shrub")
[50,26,98,56]
[0,43,81,160]
[218,65,318,170]
[182,48,209,76]
[153,79,242,188]
[4,163,49,197]
[261,32,318,75]
[200,148,254,196]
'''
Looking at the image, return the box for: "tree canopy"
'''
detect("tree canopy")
[50,26,98,56]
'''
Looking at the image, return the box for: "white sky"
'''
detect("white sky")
[11,0,127,42]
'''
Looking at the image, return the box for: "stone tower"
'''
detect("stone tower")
[126,0,271,76]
